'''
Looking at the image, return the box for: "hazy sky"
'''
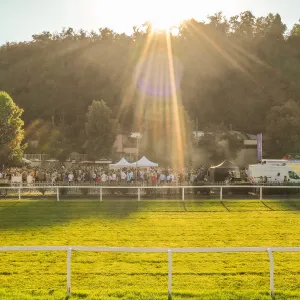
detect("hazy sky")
[1,0,300,45]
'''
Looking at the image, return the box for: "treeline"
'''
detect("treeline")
[1,11,300,161]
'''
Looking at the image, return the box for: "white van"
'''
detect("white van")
[248,164,300,184]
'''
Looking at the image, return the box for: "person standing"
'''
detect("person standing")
[68,172,74,185]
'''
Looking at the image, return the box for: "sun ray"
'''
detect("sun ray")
[116,30,154,126]
[166,32,185,169]
[184,20,269,86]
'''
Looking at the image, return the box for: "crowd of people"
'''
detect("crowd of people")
[0,165,210,186]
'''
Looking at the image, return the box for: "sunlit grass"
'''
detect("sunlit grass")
[1,199,300,299]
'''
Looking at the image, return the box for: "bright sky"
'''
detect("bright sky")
[1,0,300,45]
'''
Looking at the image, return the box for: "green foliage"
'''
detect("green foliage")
[265,100,300,157]
[25,120,73,162]
[80,187,89,195]
[37,188,47,196]
[84,100,116,160]
[0,12,299,158]
[0,91,26,165]
[59,187,68,195]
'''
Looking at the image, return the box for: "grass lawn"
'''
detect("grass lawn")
[1,199,300,299]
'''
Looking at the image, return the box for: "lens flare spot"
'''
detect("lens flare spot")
[136,54,182,97]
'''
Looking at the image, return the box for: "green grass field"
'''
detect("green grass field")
[1,199,300,299]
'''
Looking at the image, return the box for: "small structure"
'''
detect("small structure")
[131,156,158,168]
[209,160,239,182]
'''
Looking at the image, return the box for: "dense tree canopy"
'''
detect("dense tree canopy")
[265,100,300,158]
[1,11,300,159]
[84,100,116,160]
[0,91,26,165]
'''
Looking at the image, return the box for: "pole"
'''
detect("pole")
[136,138,139,184]
[18,188,21,200]
[67,247,72,296]
[138,187,140,202]
[182,187,185,201]
[259,187,262,200]
[267,248,275,299]
[168,250,172,300]
[220,187,223,201]
[57,188,59,202]
[100,187,103,202]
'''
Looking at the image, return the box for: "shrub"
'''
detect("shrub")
[80,188,89,196]
[37,188,47,196]
[60,188,68,195]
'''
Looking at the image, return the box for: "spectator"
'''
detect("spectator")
[68,172,74,184]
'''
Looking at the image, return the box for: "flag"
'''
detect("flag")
[257,133,262,161]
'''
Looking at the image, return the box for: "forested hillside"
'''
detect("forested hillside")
[1,11,300,159]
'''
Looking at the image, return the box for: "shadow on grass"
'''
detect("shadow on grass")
[0,198,228,230]
[1,197,300,230]
[0,200,141,230]
[265,199,300,211]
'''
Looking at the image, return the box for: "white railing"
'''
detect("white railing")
[23,154,50,161]
[1,246,300,299]
[0,185,299,201]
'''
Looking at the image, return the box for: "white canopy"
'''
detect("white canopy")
[131,156,158,168]
[109,158,132,168]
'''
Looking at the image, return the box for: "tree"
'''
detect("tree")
[1,12,300,159]
[290,21,300,37]
[0,91,26,165]
[25,120,73,162]
[265,100,300,157]
[84,100,116,159]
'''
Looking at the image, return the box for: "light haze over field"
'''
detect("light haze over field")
[1,0,300,45]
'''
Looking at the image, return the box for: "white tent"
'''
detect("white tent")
[131,156,158,168]
[109,158,132,169]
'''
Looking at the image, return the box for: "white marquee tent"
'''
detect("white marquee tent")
[109,158,132,169]
[131,156,158,168]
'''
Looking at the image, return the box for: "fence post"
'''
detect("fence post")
[56,188,59,202]
[18,188,21,200]
[267,248,275,299]
[260,187,263,200]
[100,187,103,202]
[182,187,185,201]
[168,249,172,300]
[220,187,223,201]
[138,187,140,202]
[67,247,72,296]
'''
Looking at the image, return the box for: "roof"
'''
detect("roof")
[131,156,158,167]
[109,158,132,168]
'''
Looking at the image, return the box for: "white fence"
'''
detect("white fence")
[1,246,300,299]
[0,185,299,201]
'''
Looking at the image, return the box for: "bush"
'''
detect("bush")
[37,188,47,196]
[60,188,68,195]
[80,188,89,196]
[0,182,8,196]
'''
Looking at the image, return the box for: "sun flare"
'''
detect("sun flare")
[149,16,180,34]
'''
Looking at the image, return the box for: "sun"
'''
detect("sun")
[151,18,173,31]
[150,17,180,34]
